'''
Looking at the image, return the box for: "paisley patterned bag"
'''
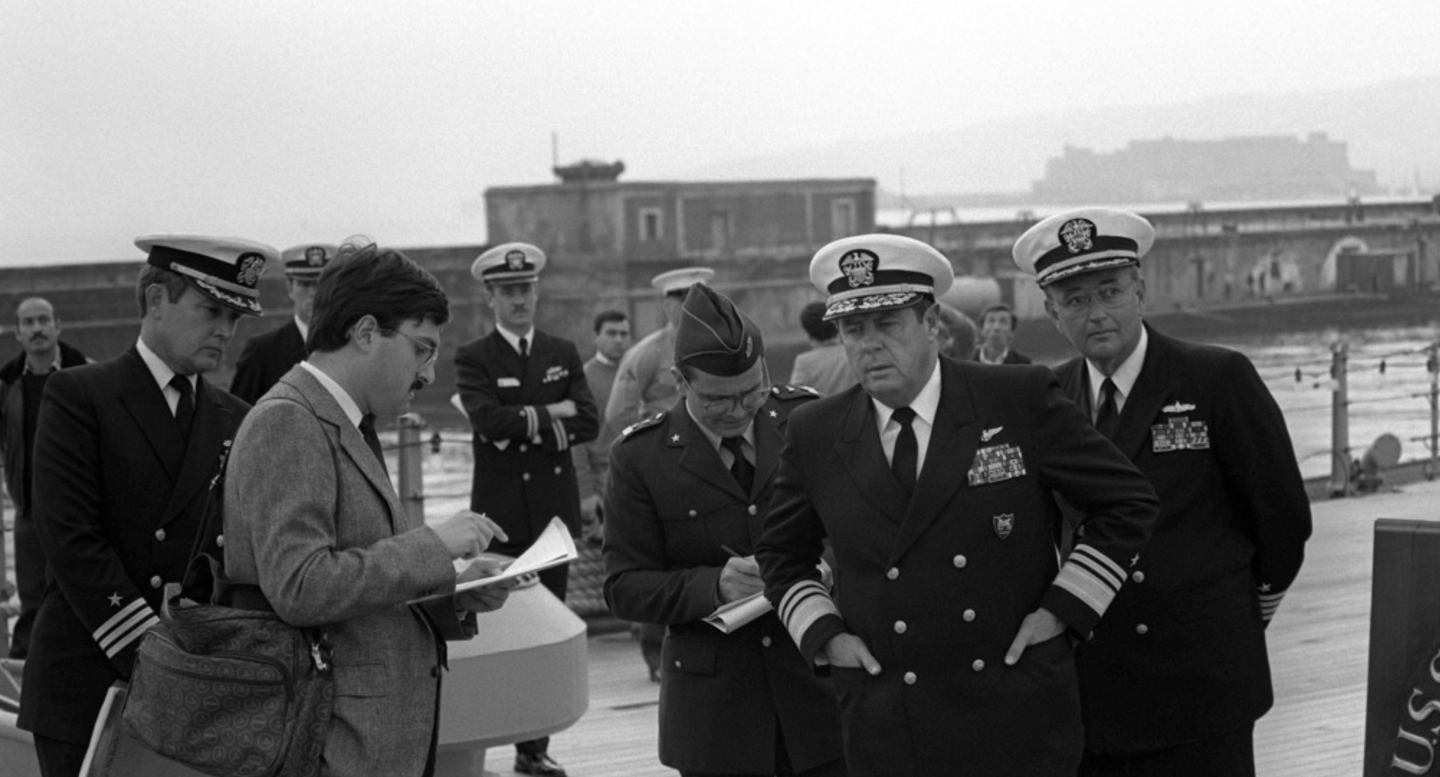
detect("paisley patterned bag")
[118,447,334,777]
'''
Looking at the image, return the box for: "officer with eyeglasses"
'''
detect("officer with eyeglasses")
[603,283,847,777]
[454,241,599,777]
[1014,208,1312,777]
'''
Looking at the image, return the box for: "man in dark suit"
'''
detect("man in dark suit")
[1013,208,1313,776]
[757,233,1160,776]
[604,283,846,777]
[0,297,90,659]
[229,242,335,404]
[17,234,277,777]
[974,303,1032,364]
[454,242,599,777]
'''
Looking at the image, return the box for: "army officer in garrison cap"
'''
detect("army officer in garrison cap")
[604,283,845,777]
[229,241,336,404]
[454,241,597,777]
[19,234,272,777]
[756,233,1160,776]
[1015,208,1312,776]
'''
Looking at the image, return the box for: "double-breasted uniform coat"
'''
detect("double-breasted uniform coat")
[604,387,845,775]
[18,347,246,745]
[757,357,1160,776]
[1053,324,1312,753]
[455,329,598,565]
[229,318,307,405]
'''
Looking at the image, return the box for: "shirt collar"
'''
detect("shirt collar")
[22,350,61,375]
[136,336,193,394]
[593,351,617,368]
[299,361,364,429]
[684,400,755,452]
[495,324,536,356]
[294,316,309,342]
[977,346,1010,365]
[1086,325,1148,405]
[872,359,942,429]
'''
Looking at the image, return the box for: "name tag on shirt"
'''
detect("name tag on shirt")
[497,377,521,388]
[968,443,1027,486]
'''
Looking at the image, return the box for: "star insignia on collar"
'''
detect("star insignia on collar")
[1129,555,1140,568]
[108,592,123,607]
[1258,583,1272,592]
[768,410,778,418]
[671,434,681,443]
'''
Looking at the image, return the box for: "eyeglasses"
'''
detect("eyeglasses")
[382,328,439,370]
[685,383,771,415]
[1054,282,1137,317]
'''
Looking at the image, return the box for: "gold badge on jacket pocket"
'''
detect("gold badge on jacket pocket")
[968,443,1026,486]
[992,513,1015,539]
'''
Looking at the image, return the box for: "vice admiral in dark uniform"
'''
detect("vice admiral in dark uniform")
[1014,208,1313,776]
[604,283,846,777]
[756,234,1160,776]
[454,242,598,777]
[228,241,335,404]
[18,234,274,777]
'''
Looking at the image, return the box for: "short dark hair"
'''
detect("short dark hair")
[799,301,838,341]
[980,303,1018,330]
[136,265,190,316]
[593,309,628,334]
[307,245,450,354]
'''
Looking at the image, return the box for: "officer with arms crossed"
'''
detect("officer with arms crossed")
[1013,208,1312,776]
[604,283,846,777]
[757,233,1160,776]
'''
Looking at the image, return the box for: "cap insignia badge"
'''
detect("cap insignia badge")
[1059,218,1096,255]
[505,249,527,270]
[839,249,878,288]
[237,254,265,287]
[744,335,753,358]
[993,513,1014,540]
[305,246,327,266]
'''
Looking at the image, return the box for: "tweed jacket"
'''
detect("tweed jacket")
[1054,324,1312,752]
[18,347,246,743]
[223,365,472,776]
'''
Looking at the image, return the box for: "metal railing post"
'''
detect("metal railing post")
[1329,341,1351,498]
[397,413,426,524]
[1428,342,1439,481]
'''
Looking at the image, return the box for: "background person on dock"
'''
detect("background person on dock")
[1014,207,1313,777]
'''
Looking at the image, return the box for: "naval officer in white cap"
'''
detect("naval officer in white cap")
[19,235,274,777]
[1015,208,1311,776]
[757,233,1159,776]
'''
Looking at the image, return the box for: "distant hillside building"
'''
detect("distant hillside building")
[1032,133,1380,203]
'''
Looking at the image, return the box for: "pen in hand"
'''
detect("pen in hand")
[721,544,743,558]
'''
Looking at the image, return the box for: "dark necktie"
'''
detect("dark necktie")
[359,414,388,475]
[891,406,918,494]
[518,337,529,358]
[721,435,754,495]
[170,375,195,442]
[1095,378,1120,440]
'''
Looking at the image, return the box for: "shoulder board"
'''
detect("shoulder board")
[620,412,667,440]
[770,384,822,402]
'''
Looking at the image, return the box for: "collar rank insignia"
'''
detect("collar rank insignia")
[1059,218,1096,254]
[1163,401,1197,413]
[993,514,1015,540]
[981,426,1003,442]
[839,249,878,288]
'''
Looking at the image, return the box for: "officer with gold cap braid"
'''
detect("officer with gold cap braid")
[19,234,273,777]
[229,241,336,404]
[1014,208,1311,776]
[604,284,846,777]
[756,233,1160,776]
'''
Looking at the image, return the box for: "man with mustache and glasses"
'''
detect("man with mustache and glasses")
[19,235,272,777]
[0,297,90,660]
[454,242,599,777]
[224,242,514,777]
[603,283,845,777]
[1014,208,1311,776]
[757,233,1159,776]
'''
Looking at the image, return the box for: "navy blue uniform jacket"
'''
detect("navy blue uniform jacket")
[229,318,306,405]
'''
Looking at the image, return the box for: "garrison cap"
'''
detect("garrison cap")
[472,242,546,286]
[1012,207,1156,287]
[652,267,716,296]
[281,243,337,278]
[135,234,276,316]
[674,283,763,377]
[809,234,954,320]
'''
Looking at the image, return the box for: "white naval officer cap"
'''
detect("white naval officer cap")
[472,242,546,286]
[651,267,716,296]
[280,243,338,279]
[134,234,278,316]
[809,234,954,321]
[1012,207,1156,287]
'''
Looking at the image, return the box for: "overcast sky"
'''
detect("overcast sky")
[5,0,1440,266]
